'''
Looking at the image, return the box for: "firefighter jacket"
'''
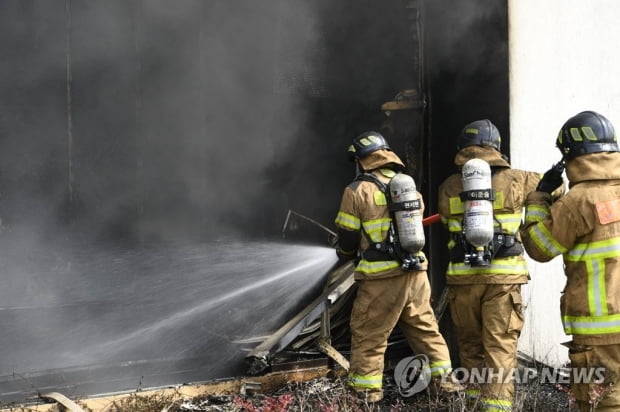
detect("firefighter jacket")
[438,146,541,285]
[520,151,620,345]
[335,166,427,281]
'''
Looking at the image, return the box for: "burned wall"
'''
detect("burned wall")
[422,0,509,360]
[0,0,421,245]
[0,0,509,297]
[423,0,509,272]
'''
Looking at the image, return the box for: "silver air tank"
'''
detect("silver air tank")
[389,173,425,253]
[461,158,494,253]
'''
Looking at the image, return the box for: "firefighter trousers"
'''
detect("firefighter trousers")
[448,283,524,410]
[348,271,452,396]
[568,342,620,411]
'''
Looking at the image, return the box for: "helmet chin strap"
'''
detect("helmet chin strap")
[354,160,364,178]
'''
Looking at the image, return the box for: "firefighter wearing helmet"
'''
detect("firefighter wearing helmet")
[520,110,620,411]
[437,120,558,410]
[334,131,456,403]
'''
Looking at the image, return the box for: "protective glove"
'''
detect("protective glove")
[336,248,356,262]
[334,228,360,261]
[536,162,564,194]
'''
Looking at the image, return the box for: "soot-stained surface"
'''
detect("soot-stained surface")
[0,234,336,403]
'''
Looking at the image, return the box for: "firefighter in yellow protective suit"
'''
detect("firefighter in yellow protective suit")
[438,120,546,411]
[520,111,620,411]
[334,131,454,403]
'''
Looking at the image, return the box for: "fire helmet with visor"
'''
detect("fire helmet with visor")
[347,131,404,171]
[556,110,619,160]
[349,131,392,160]
[456,119,501,152]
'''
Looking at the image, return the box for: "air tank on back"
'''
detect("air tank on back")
[461,158,494,257]
[388,173,425,253]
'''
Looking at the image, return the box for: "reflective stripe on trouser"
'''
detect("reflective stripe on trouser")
[465,388,481,409]
[466,388,481,400]
[427,360,452,377]
[348,271,452,392]
[448,284,523,404]
[347,373,382,390]
[568,343,620,412]
[465,387,514,411]
[481,398,513,411]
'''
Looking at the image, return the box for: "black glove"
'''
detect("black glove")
[537,162,564,194]
[336,248,356,262]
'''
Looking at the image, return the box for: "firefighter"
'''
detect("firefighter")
[334,131,454,403]
[437,119,553,411]
[520,110,620,411]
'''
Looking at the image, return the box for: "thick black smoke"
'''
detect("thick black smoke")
[424,0,509,142]
[0,0,510,401]
[0,0,422,244]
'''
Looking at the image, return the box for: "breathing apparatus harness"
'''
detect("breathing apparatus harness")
[354,171,425,271]
[456,216,522,266]
[452,167,523,267]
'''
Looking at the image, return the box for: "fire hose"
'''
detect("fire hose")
[422,213,440,226]
[249,211,447,374]
[282,210,440,238]
[281,210,447,320]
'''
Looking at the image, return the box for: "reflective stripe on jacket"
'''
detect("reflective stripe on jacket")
[335,168,427,280]
[438,162,540,285]
[520,152,620,345]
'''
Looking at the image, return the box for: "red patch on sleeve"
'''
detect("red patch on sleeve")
[596,198,620,224]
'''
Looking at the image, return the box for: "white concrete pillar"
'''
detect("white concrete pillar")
[509,0,620,367]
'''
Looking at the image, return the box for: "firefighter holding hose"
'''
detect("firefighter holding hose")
[334,131,455,403]
[437,120,558,411]
[520,111,620,411]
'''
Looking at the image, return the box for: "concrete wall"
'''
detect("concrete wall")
[509,0,620,367]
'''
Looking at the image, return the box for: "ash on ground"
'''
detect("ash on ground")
[156,372,576,412]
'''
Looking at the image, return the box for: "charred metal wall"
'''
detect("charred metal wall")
[423,0,509,288]
[0,0,508,379]
[422,0,509,360]
[0,0,421,245]
[0,0,508,293]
